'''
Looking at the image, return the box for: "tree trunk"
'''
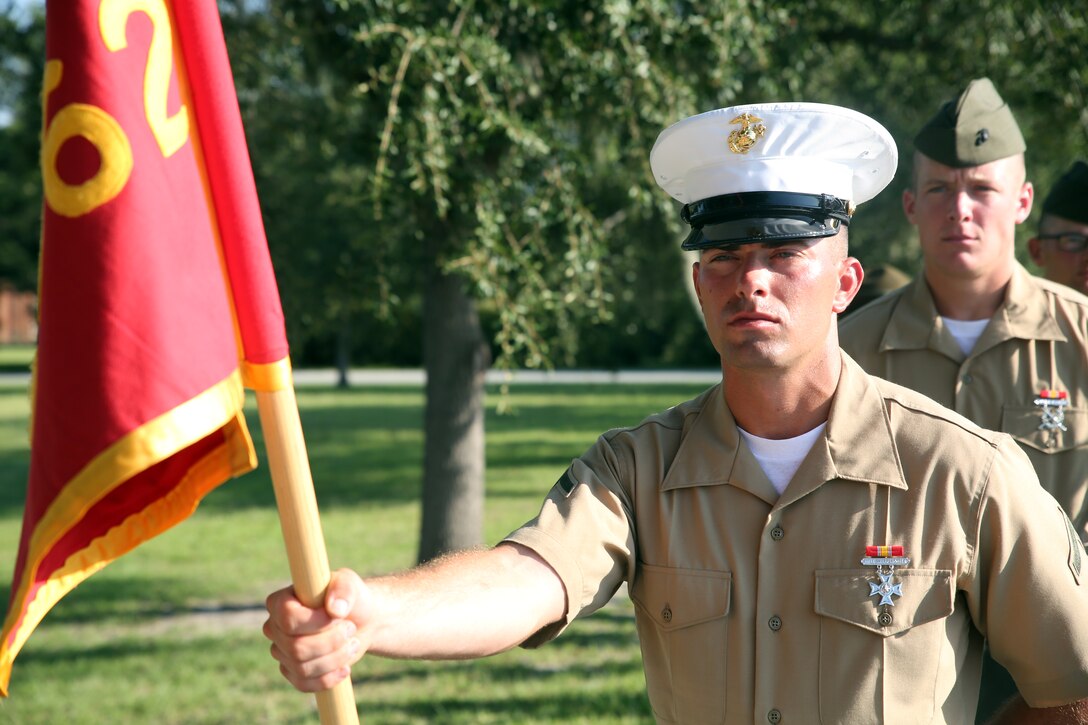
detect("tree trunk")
[335,313,351,389]
[418,264,490,563]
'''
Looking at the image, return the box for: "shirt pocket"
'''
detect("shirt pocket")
[1001,404,1088,454]
[814,568,954,725]
[631,563,731,724]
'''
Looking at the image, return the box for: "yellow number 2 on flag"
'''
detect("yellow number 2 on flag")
[100,0,190,159]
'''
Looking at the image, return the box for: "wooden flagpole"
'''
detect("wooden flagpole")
[256,386,360,725]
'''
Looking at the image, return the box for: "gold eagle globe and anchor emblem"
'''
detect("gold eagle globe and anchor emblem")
[727,113,767,154]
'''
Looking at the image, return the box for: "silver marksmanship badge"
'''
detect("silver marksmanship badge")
[1035,389,1069,447]
[862,545,910,607]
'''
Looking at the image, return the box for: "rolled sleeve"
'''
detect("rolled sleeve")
[502,441,636,647]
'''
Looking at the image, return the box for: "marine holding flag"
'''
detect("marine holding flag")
[265,101,1088,723]
[0,0,292,693]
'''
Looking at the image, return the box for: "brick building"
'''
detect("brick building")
[0,284,37,344]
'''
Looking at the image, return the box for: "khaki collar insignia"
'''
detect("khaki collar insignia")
[727,113,766,154]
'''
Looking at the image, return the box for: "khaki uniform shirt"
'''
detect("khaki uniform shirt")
[504,354,1088,725]
[839,263,1088,548]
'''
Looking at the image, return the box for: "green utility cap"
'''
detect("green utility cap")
[914,78,1025,167]
[1042,161,1088,224]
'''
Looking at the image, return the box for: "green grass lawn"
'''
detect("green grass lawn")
[0,345,34,374]
[0,381,710,724]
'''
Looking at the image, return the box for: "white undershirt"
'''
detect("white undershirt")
[941,316,989,356]
[738,422,827,495]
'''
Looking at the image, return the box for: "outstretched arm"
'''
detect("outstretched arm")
[263,542,567,692]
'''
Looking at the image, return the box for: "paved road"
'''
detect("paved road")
[0,368,721,388]
[295,368,721,386]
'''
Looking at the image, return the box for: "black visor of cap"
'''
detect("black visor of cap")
[679,191,852,251]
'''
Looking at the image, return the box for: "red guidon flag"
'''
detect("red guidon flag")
[0,1,290,694]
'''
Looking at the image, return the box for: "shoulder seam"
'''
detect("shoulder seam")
[881,392,1002,448]
[1032,275,1088,307]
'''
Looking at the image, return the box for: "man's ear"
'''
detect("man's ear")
[902,187,917,225]
[1015,182,1034,225]
[691,261,703,306]
[832,257,864,314]
[1027,236,1044,265]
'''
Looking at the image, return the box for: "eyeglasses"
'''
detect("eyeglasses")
[1036,233,1088,253]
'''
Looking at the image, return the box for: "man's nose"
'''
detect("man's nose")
[947,191,972,222]
[736,258,771,298]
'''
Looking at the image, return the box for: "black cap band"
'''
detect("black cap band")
[679,191,852,250]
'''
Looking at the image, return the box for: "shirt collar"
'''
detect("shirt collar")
[661,353,906,503]
[990,262,1067,343]
[880,262,1066,355]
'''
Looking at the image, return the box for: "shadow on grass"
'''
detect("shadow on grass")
[359,686,653,723]
[354,646,653,722]
[0,450,29,510]
[0,574,252,627]
[12,634,653,723]
[8,599,652,724]
[14,630,190,665]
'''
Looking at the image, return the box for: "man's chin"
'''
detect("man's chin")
[931,254,989,280]
[721,343,787,370]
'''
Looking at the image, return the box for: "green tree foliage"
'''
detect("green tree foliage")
[0,4,45,291]
[4,2,1086,355]
[225,1,1086,369]
[227,0,790,371]
[220,4,416,372]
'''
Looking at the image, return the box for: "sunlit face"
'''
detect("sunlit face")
[1028,214,1088,295]
[692,231,860,373]
[904,152,1033,286]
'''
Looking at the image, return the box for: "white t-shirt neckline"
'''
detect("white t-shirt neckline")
[738,422,827,495]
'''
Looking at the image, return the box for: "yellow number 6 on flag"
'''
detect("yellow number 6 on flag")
[40,60,134,219]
